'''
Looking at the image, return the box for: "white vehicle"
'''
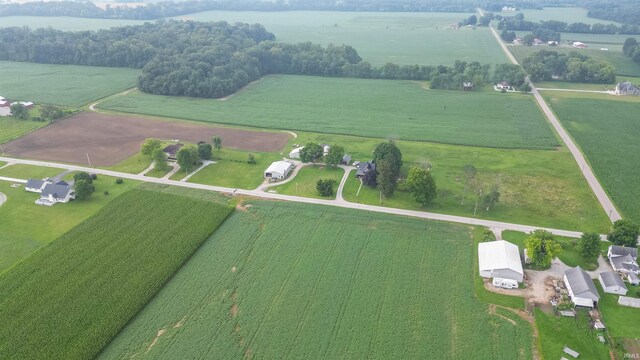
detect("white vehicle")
[492,278,518,289]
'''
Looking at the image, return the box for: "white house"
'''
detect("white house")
[264,161,294,180]
[615,81,640,96]
[478,240,524,283]
[288,146,304,159]
[322,144,330,156]
[608,245,639,274]
[564,266,600,308]
[599,271,628,295]
[25,178,47,193]
[35,181,75,206]
[0,106,10,117]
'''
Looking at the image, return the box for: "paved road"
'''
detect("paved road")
[0,155,595,238]
[486,21,621,222]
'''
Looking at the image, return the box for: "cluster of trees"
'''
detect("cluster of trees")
[458,14,494,27]
[525,230,562,269]
[73,172,96,200]
[623,38,640,64]
[608,219,639,247]
[299,143,345,166]
[522,50,616,83]
[141,136,220,174]
[587,1,640,26]
[429,60,491,90]
[498,13,640,35]
[492,63,527,89]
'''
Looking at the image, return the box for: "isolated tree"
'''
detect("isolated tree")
[623,37,638,57]
[247,153,256,164]
[580,232,601,261]
[362,167,377,188]
[73,171,93,184]
[176,145,199,173]
[608,219,640,247]
[74,179,94,200]
[211,136,222,150]
[460,164,477,205]
[198,143,213,160]
[523,33,535,46]
[316,178,336,197]
[325,145,345,166]
[406,166,437,206]
[376,158,398,197]
[372,141,403,177]
[151,148,168,171]
[40,105,64,120]
[481,185,500,211]
[300,143,323,164]
[525,229,562,268]
[141,138,162,156]
[10,103,28,119]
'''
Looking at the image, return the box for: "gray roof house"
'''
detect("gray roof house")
[341,154,352,165]
[628,272,640,286]
[356,161,376,178]
[25,178,47,193]
[36,182,75,206]
[608,245,639,274]
[599,271,628,295]
[615,81,640,96]
[564,266,600,308]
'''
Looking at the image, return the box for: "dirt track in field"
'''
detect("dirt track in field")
[2,112,290,166]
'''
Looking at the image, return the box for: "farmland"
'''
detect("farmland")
[0,188,232,359]
[0,61,139,107]
[546,94,640,223]
[99,75,559,149]
[99,201,533,359]
[500,7,620,25]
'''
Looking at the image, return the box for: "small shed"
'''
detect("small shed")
[288,146,304,159]
[628,272,639,286]
[478,240,524,282]
[264,161,294,180]
[599,271,628,295]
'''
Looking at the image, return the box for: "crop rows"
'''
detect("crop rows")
[100,201,533,359]
[0,188,233,360]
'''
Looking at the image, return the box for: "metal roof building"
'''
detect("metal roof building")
[478,240,524,282]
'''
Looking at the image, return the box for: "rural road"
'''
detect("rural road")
[536,88,612,94]
[0,155,597,239]
[486,20,622,222]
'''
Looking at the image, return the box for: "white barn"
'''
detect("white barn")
[564,266,600,308]
[599,271,628,295]
[288,146,304,159]
[264,161,294,180]
[478,240,524,283]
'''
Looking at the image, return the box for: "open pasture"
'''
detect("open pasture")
[0,61,139,106]
[1,112,289,166]
[547,94,640,223]
[99,201,533,360]
[100,75,558,150]
[0,188,232,359]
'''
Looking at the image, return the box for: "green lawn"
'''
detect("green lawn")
[546,95,640,223]
[99,200,533,359]
[103,152,152,174]
[501,231,603,271]
[0,61,139,106]
[536,309,610,360]
[509,45,640,77]
[0,188,232,360]
[268,165,344,199]
[535,76,640,91]
[0,164,62,180]
[0,117,48,144]
[144,165,173,178]
[0,176,138,273]
[100,75,559,149]
[597,283,640,339]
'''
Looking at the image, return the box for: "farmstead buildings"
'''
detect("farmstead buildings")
[478,240,524,283]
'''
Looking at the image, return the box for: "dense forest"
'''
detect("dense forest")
[522,50,616,83]
[586,1,640,26]
[0,21,502,98]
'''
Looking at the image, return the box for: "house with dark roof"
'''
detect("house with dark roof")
[25,178,47,193]
[341,154,352,165]
[564,266,599,308]
[355,161,376,178]
[608,245,639,274]
[163,143,184,161]
[35,182,75,206]
[599,271,628,295]
[615,81,640,96]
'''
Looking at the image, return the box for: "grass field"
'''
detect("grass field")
[0,61,139,106]
[597,283,640,339]
[509,45,640,77]
[0,117,48,144]
[0,176,138,273]
[0,188,232,359]
[546,94,640,223]
[0,12,507,66]
[535,309,610,360]
[144,165,173,178]
[0,164,62,180]
[100,75,559,149]
[99,200,533,359]
[268,165,344,198]
[499,7,621,25]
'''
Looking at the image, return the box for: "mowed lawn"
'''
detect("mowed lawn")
[547,94,640,223]
[99,201,533,359]
[100,75,559,149]
[0,61,139,106]
[268,165,345,198]
[0,188,233,359]
[0,117,48,144]
[0,176,138,272]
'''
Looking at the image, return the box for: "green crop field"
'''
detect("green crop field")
[0,176,138,273]
[100,75,558,149]
[0,61,139,106]
[268,165,345,198]
[0,188,232,359]
[546,95,640,223]
[499,7,620,25]
[509,46,640,77]
[99,201,533,359]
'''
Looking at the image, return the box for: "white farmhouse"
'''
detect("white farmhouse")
[25,178,47,193]
[288,146,304,159]
[599,271,628,295]
[478,240,524,283]
[35,181,75,206]
[564,266,599,308]
[264,161,294,180]
[608,245,639,274]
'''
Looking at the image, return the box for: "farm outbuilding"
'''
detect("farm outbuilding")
[264,161,294,180]
[598,271,628,295]
[564,266,599,308]
[478,240,524,283]
[288,146,304,159]
[629,272,639,286]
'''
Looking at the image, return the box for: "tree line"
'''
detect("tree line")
[587,1,640,26]
[0,20,510,98]
[522,50,616,83]
[497,12,640,35]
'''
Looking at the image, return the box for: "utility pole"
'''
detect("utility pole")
[86,153,92,167]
